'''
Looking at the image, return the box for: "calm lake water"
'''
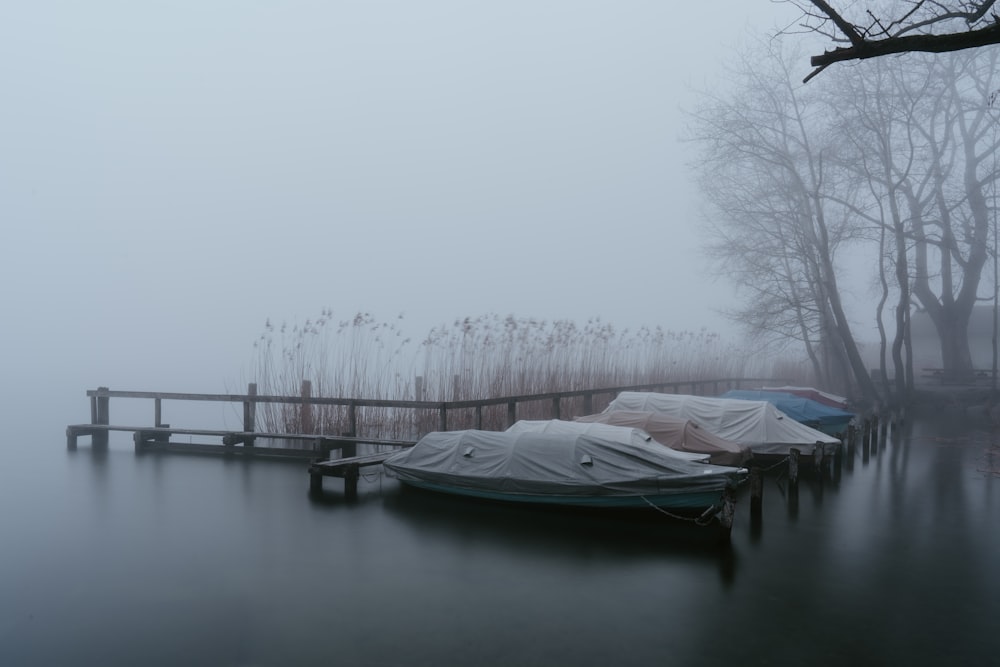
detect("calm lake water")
[2,416,999,666]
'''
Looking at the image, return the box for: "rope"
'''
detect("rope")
[759,455,790,472]
[639,495,722,526]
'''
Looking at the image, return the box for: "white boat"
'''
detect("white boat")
[604,392,841,458]
[382,421,746,524]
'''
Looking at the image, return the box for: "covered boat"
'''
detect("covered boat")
[382,422,746,518]
[719,390,855,436]
[573,410,752,466]
[604,392,840,458]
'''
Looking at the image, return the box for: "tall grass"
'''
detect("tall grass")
[246,310,801,438]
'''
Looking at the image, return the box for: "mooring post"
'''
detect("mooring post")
[341,431,357,459]
[133,431,147,454]
[813,442,824,469]
[309,471,323,494]
[788,448,800,487]
[344,464,360,501]
[94,386,110,448]
[313,437,334,462]
[551,396,561,420]
[719,487,736,538]
[438,404,447,431]
[507,401,517,428]
[749,466,763,517]
[475,405,483,429]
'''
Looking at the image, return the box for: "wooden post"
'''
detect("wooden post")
[749,466,763,517]
[341,430,357,460]
[813,442,824,469]
[300,380,313,434]
[313,437,335,461]
[788,448,800,486]
[718,487,736,536]
[787,474,799,519]
[309,472,323,494]
[344,464,360,501]
[583,392,593,415]
[552,397,561,419]
[439,404,447,431]
[507,401,517,428]
[94,387,110,448]
[475,405,483,430]
[243,383,257,447]
[154,398,162,428]
[243,383,257,431]
[348,401,357,437]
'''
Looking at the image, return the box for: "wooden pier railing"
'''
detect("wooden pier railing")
[68,377,785,450]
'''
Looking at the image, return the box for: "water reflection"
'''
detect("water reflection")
[381,485,740,587]
[8,415,1000,665]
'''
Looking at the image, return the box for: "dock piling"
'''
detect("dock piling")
[749,466,763,518]
[788,448,800,487]
[93,387,110,449]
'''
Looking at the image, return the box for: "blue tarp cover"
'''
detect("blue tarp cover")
[719,390,854,431]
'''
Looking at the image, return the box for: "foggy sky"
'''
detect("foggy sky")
[1,1,798,419]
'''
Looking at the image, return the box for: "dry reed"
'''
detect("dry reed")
[246,310,803,438]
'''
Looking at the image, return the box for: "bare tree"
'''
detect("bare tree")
[792,1,1000,81]
[827,49,1000,383]
[687,42,877,401]
[909,50,1000,377]
[829,55,935,399]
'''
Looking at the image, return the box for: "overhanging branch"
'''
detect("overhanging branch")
[811,22,1000,68]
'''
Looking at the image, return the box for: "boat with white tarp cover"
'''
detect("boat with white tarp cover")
[382,420,746,523]
[604,392,841,458]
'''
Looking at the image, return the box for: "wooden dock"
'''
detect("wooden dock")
[308,451,406,499]
[67,378,789,499]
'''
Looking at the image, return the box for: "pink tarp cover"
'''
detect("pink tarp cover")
[575,410,752,466]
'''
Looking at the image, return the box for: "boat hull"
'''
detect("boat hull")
[396,478,729,511]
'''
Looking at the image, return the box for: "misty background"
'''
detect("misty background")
[1,2,802,428]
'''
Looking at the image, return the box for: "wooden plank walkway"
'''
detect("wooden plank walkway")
[66,423,414,460]
[66,421,415,497]
[308,451,407,499]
